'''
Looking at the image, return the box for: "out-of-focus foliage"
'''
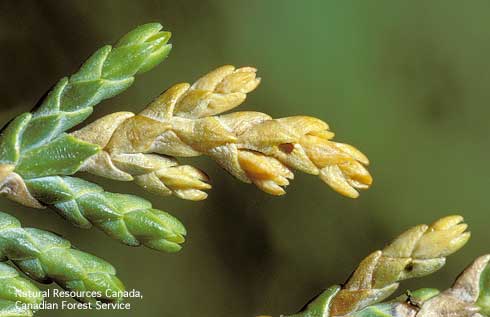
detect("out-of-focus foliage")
[1,1,489,316]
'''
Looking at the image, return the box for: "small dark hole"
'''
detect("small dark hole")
[278,143,294,154]
[405,264,414,272]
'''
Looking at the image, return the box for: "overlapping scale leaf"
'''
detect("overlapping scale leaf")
[0,262,43,317]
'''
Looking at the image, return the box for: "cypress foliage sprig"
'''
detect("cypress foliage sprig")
[0,212,125,303]
[0,24,186,253]
[24,176,186,252]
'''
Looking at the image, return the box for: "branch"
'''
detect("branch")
[73,65,373,200]
[0,23,171,208]
[350,255,490,317]
[280,215,470,317]
[25,176,186,252]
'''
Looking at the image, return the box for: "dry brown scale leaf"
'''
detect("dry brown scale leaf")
[73,65,373,200]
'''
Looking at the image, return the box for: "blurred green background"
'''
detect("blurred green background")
[1,0,489,316]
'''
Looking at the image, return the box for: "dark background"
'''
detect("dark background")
[1,1,489,316]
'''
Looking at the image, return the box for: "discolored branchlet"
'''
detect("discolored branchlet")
[74,65,372,199]
[285,215,472,317]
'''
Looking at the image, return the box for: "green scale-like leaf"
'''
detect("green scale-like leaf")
[0,113,31,165]
[477,264,490,315]
[287,286,340,317]
[15,134,100,179]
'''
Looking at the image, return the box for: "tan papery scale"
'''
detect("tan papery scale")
[74,65,372,200]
